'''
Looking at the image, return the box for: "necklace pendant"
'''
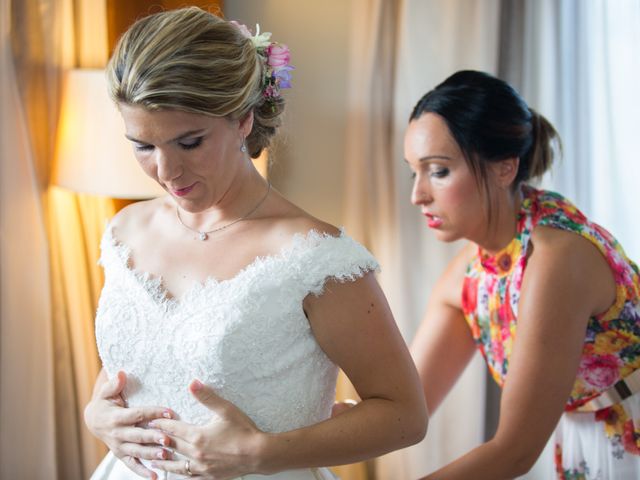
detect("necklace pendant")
[198,232,208,241]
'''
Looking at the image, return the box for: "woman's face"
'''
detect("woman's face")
[119,105,250,213]
[404,113,488,243]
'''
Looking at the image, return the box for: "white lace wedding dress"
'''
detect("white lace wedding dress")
[90,226,379,480]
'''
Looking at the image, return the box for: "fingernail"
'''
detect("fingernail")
[157,436,166,445]
[162,410,172,418]
[191,380,203,392]
[148,421,157,428]
[156,450,165,459]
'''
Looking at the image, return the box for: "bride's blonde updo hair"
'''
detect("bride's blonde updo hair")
[106,7,285,158]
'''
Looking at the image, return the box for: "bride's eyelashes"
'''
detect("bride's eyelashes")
[179,137,203,150]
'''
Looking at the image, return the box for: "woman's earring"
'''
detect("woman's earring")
[240,140,247,153]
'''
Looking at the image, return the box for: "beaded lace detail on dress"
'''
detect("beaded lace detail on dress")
[95,226,379,433]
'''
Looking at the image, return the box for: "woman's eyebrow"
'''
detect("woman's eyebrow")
[124,129,207,144]
[403,155,453,164]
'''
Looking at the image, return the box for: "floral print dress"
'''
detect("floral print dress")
[461,185,640,479]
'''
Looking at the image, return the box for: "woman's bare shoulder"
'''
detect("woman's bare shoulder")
[108,196,171,240]
[263,191,341,240]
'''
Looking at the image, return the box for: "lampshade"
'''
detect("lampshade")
[52,69,165,198]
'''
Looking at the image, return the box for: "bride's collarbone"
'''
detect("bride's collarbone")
[125,232,278,294]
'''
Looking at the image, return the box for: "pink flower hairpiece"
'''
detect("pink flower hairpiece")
[230,21,294,102]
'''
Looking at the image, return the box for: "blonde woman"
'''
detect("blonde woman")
[83,7,427,480]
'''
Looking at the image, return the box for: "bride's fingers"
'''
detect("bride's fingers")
[115,405,174,427]
[151,458,203,478]
[162,435,198,459]
[98,371,127,399]
[122,455,158,479]
[119,426,171,446]
[118,442,173,461]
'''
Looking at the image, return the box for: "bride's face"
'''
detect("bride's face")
[119,104,250,213]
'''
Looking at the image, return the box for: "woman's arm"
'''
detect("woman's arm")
[84,369,173,479]
[411,243,478,413]
[149,271,428,478]
[422,227,617,479]
[259,271,428,470]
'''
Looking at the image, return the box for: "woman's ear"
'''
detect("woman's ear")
[490,157,520,188]
[239,110,254,138]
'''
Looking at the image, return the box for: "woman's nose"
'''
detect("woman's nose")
[411,177,432,206]
[155,150,182,183]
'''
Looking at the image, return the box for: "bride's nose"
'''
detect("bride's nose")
[155,150,183,183]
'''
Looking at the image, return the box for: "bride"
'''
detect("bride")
[84,7,427,479]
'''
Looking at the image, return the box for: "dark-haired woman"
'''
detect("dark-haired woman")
[407,70,640,479]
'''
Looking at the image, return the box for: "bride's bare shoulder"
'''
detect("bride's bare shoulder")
[108,196,172,241]
[265,193,340,241]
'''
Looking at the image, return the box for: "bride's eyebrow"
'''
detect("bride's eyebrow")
[124,129,207,144]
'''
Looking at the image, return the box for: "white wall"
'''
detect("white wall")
[225,0,351,227]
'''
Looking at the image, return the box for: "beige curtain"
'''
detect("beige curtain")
[47,0,115,476]
[1,0,114,478]
[1,0,65,477]
[343,0,502,478]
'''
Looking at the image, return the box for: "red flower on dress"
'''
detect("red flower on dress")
[461,277,479,315]
[622,419,640,454]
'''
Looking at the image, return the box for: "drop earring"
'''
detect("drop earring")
[240,139,247,153]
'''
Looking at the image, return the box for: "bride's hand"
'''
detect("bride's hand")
[148,380,266,480]
[84,371,174,479]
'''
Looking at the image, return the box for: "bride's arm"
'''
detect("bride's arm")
[149,272,427,477]
[261,271,428,470]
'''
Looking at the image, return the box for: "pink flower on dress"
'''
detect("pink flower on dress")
[578,354,623,389]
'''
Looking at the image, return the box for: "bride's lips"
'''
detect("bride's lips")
[171,183,196,197]
[424,212,443,228]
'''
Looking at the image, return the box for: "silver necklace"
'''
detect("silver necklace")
[176,182,271,241]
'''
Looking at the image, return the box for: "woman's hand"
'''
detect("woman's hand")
[148,380,265,480]
[330,399,358,417]
[84,371,174,479]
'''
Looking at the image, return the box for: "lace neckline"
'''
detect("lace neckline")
[103,225,345,309]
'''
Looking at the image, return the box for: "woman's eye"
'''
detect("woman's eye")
[134,143,154,152]
[179,137,203,150]
[430,167,449,178]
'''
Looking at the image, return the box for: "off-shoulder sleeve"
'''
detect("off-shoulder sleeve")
[289,229,380,297]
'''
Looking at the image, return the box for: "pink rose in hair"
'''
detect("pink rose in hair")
[266,44,290,68]
[229,20,252,38]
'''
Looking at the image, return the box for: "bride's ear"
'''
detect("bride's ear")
[239,110,254,138]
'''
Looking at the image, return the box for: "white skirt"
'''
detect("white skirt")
[91,451,340,480]
[554,392,640,479]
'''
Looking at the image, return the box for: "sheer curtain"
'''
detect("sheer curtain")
[1,1,113,478]
[344,1,501,478]
[1,0,61,477]
[502,0,640,261]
